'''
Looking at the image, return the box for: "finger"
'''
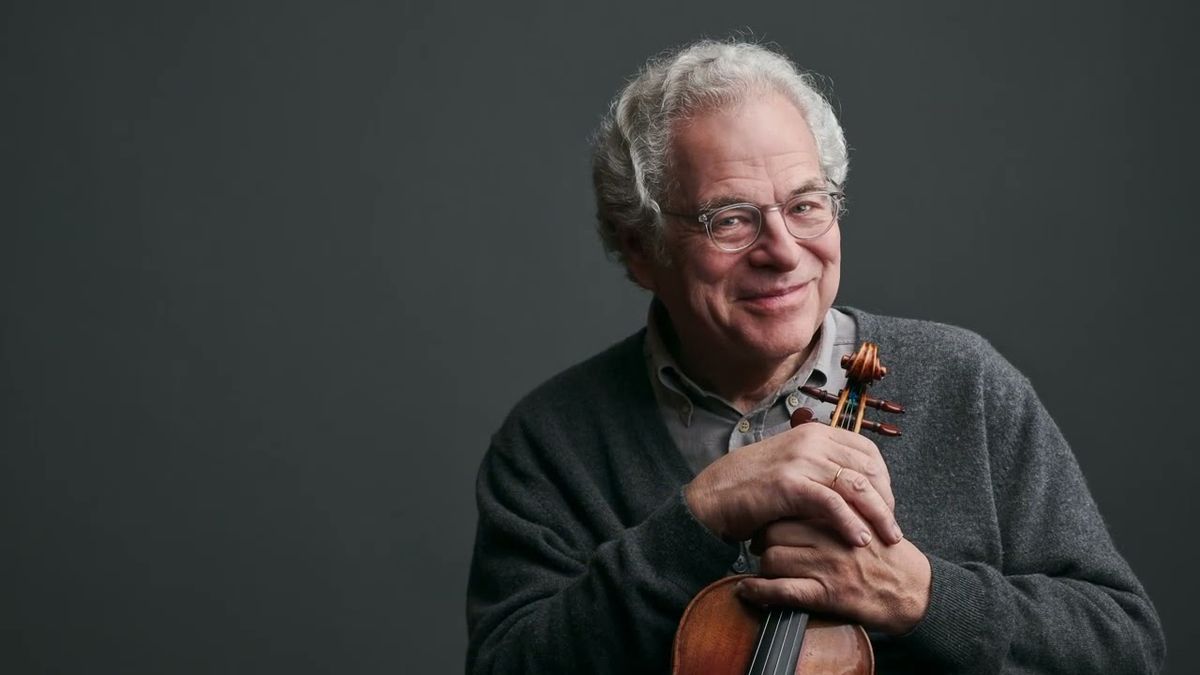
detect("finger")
[826,432,895,512]
[751,519,819,556]
[833,438,894,511]
[754,520,849,576]
[758,543,814,579]
[736,576,832,613]
[830,466,904,544]
[780,479,874,547]
[785,424,894,512]
[758,518,827,548]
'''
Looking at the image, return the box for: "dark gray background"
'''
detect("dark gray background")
[3,0,1197,672]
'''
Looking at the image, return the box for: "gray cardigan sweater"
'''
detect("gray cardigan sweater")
[466,309,1165,673]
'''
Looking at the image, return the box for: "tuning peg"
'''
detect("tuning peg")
[802,386,904,415]
[858,419,902,437]
[799,385,840,405]
[863,396,905,415]
[789,407,817,428]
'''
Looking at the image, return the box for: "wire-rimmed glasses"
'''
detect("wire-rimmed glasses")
[663,189,845,252]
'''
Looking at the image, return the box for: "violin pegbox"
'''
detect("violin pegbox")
[799,341,905,437]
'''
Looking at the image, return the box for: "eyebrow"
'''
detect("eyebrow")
[697,179,832,212]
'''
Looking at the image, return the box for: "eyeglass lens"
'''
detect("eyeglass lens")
[707,192,837,251]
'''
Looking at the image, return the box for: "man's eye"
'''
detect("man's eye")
[789,200,819,215]
[789,196,833,220]
[710,207,756,229]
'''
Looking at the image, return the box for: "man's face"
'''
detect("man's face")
[627,91,841,371]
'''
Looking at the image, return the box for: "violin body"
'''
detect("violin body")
[672,576,873,675]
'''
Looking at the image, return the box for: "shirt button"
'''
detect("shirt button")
[787,394,799,407]
[737,419,751,433]
[732,554,749,573]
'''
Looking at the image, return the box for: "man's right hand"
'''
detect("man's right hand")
[683,422,902,546]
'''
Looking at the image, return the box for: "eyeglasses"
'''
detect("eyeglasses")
[663,189,845,252]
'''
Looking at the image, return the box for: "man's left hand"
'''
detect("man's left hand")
[738,519,932,635]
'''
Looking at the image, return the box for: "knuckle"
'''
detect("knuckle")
[793,423,818,440]
[791,424,826,451]
[780,427,807,451]
[846,471,870,493]
[859,457,885,479]
[775,467,808,496]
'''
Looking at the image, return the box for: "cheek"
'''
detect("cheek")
[810,227,841,299]
[681,265,730,314]
[674,240,737,289]
[664,259,736,323]
[816,225,842,265]
[821,263,841,301]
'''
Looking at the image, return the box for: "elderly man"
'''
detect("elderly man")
[466,40,1164,673]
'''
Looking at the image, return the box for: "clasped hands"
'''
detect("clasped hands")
[684,422,931,635]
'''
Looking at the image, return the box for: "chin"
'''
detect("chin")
[738,325,818,363]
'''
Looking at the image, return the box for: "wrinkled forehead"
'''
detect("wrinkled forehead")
[666,91,824,206]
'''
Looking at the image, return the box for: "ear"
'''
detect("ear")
[619,230,658,292]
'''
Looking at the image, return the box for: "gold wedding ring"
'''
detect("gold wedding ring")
[831,466,845,488]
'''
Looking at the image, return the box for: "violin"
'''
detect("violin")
[672,342,903,675]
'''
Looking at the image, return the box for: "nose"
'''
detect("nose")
[747,207,804,270]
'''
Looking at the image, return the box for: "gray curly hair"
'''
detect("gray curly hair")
[591,40,849,271]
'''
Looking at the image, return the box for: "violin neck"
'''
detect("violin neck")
[832,384,867,432]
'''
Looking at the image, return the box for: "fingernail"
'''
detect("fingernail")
[859,530,871,546]
[893,524,904,542]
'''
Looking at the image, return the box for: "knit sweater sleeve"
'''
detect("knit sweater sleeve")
[465,395,740,674]
[895,343,1166,673]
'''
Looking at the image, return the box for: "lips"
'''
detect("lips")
[734,281,814,314]
[738,281,812,302]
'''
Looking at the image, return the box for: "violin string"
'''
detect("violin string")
[768,610,786,675]
[842,386,860,430]
[770,610,792,675]
[748,608,778,674]
[770,609,787,674]
[775,609,803,675]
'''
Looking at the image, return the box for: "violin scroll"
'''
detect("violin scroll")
[801,342,905,438]
[840,342,887,383]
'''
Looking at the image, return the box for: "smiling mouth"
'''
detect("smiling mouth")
[740,281,811,302]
